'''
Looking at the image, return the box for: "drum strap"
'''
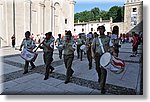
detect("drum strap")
[24,40,27,48]
[98,38,105,53]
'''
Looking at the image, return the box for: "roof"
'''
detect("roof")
[74,20,111,25]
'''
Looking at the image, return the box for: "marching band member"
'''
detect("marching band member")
[111,29,120,57]
[86,32,93,70]
[19,31,36,74]
[76,33,85,61]
[91,26,115,94]
[39,32,55,80]
[55,34,63,59]
[63,31,75,84]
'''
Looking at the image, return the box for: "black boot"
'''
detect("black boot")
[50,67,55,73]
[23,71,28,74]
[64,80,70,84]
[44,76,48,80]
[30,66,36,70]
[101,88,106,94]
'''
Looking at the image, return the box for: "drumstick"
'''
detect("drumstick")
[15,48,20,50]
[33,39,45,52]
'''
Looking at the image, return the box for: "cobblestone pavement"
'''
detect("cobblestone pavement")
[0,43,143,95]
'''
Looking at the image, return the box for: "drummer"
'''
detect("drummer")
[91,25,115,94]
[86,32,93,70]
[76,33,85,61]
[39,32,55,80]
[19,31,36,74]
[55,34,63,59]
[111,28,120,57]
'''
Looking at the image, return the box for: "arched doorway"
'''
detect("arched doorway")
[54,2,61,36]
[112,26,119,37]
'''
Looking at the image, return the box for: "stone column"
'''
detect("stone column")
[5,0,14,46]
[69,0,75,33]
[51,0,55,34]
[39,3,44,34]
[24,0,31,32]
[0,3,3,47]
[44,0,51,33]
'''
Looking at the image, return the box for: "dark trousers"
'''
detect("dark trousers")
[77,44,83,61]
[87,46,92,68]
[94,53,107,90]
[64,54,74,81]
[58,50,63,59]
[12,41,15,48]
[132,45,138,55]
[43,52,54,77]
[114,47,119,57]
[24,61,35,72]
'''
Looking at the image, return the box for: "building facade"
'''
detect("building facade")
[0,0,75,47]
[74,18,113,35]
[124,0,143,33]
[74,0,143,37]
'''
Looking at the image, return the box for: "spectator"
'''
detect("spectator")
[130,32,139,57]
[11,34,15,48]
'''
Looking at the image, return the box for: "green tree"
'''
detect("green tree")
[99,10,109,20]
[74,6,124,23]
[74,13,80,23]
[91,7,101,20]
[108,6,124,22]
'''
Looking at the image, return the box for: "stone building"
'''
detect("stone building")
[74,0,143,37]
[74,18,113,35]
[124,0,143,33]
[0,0,75,47]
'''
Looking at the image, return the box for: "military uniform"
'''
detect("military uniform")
[63,36,75,84]
[76,37,84,61]
[86,34,93,69]
[41,36,55,80]
[111,34,119,57]
[20,38,36,74]
[55,37,63,59]
[92,35,111,93]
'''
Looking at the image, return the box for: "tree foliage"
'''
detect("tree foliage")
[74,6,124,23]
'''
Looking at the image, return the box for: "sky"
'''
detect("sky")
[74,0,126,13]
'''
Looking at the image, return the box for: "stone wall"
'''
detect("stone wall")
[1,0,75,47]
[124,1,143,34]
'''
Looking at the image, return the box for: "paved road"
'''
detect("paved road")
[0,43,143,95]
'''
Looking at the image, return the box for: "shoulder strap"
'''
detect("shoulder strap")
[98,38,105,53]
[31,39,34,45]
[24,39,27,47]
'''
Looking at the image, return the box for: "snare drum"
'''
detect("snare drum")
[80,45,86,50]
[20,49,38,62]
[80,44,86,52]
[100,52,125,74]
[56,44,63,50]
